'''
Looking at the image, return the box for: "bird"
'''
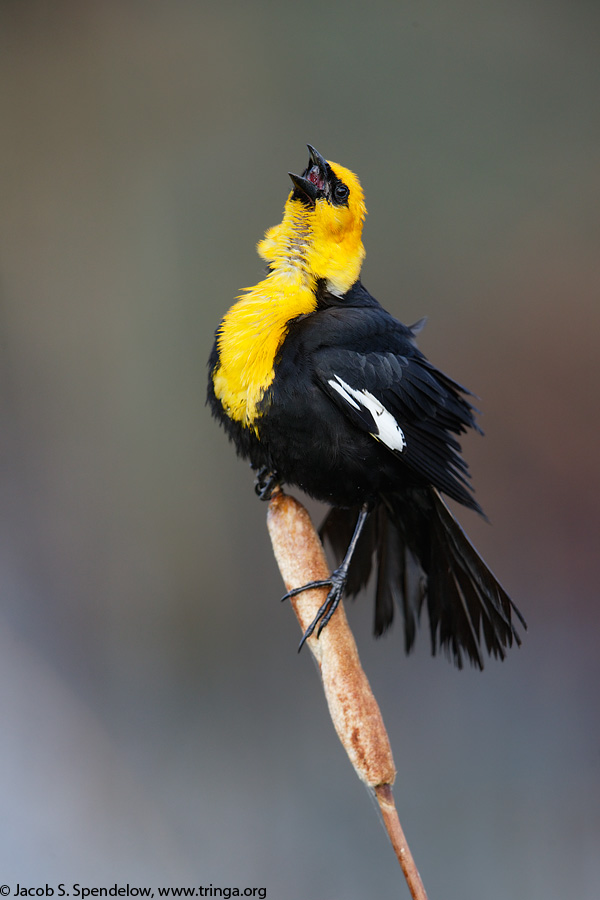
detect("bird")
[207,144,525,669]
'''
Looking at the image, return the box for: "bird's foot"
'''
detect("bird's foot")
[281,566,348,651]
[254,467,280,501]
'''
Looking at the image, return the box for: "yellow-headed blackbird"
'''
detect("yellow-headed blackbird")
[208,145,525,668]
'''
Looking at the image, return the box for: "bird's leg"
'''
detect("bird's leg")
[254,467,281,501]
[281,503,371,650]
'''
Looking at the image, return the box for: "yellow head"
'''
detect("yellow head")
[257,145,367,296]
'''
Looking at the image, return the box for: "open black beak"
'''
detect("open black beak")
[288,144,329,207]
[306,144,328,172]
[288,172,318,205]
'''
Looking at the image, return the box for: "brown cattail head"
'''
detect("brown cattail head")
[267,490,396,788]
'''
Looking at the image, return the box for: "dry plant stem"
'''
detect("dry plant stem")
[266,489,428,900]
[376,784,429,900]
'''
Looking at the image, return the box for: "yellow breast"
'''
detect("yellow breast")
[212,163,366,430]
[212,268,317,430]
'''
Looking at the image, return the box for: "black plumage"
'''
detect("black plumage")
[208,279,525,668]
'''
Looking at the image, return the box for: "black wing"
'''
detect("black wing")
[311,312,483,512]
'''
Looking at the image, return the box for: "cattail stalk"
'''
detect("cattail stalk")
[267,489,428,900]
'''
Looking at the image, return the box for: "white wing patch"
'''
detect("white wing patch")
[328,375,406,452]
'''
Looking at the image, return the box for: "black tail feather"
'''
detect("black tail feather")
[373,510,426,650]
[320,490,525,670]
[426,492,525,667]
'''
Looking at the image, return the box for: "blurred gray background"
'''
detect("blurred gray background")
[1,1,599,897]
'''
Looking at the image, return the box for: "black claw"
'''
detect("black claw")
[254,467,280,501]
[297,592,334,651]
[280,568,348,651]
[279,504,370,651]
[316,592,342,636]
[280,578,332,603]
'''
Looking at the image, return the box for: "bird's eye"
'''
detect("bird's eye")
[333,183,349,203]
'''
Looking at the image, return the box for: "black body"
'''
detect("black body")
[208,280,525,668]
